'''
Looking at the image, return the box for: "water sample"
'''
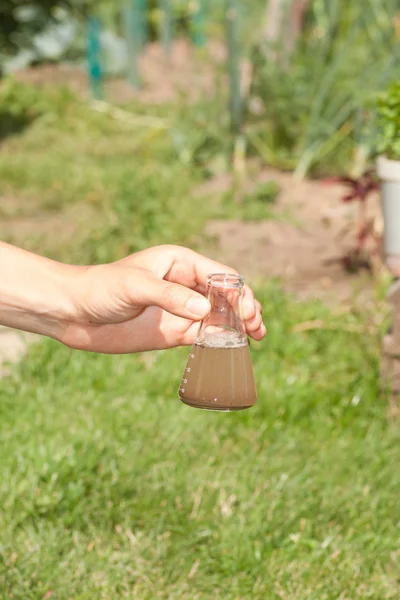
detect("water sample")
[179,273,257,411]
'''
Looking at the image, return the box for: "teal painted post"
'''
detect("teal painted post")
[87,17,103,100]
[122,1,140,88]
[137,0,148,50]
[160,0,172,55]
[190,0,206,47]
[225,0,241,134]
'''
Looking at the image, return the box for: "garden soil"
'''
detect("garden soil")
[14,39,244,105]
[197,167,384,306]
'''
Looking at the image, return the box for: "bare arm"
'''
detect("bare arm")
[0,242,80,339]
[0,243,265,353]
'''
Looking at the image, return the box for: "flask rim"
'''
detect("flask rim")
[206,273,245,288]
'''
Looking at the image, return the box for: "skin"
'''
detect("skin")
[0,243,265,354]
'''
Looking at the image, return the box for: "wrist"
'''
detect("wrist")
[0,243,87,341]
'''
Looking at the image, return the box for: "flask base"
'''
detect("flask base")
[179,397,255,412]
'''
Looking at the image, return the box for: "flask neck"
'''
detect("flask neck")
[196,274,247,346]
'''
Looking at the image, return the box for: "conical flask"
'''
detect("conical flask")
[179,273,257,411]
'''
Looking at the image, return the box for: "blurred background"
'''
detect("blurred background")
[1,1,400,598]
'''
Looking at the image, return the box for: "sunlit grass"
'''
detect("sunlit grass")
[0,81,398,599]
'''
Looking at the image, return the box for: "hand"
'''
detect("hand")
[61,245,265,353]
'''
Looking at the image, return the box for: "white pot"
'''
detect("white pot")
[377,156,400,259]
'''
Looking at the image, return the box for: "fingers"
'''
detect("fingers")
[134,272,211,321]
[165,246,267,339]
[153,245,239,289]
[124,245,267,340]
[250,323,267,341]
[242,292,265,340]
[242,285,256,320]
[186,248,241,289]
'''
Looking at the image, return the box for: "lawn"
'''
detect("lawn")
[0,82,400,599]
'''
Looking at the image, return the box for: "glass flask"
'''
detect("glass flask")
[179,273,257,411]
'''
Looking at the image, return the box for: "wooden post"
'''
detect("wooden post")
[160,0,172,55]
[225,0,241,135]
[190,0,206,47]
[87,17,103,100]
[122,1,140,89]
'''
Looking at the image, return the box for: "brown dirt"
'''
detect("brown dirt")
[15,39,235,105]
[0,203,99,256]
[198,167,384,305]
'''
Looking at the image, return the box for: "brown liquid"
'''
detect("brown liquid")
[179,343,257,411]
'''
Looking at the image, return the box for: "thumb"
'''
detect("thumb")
[135,272,211,320]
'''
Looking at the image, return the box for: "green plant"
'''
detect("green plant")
[218,179,280,222]
[247,0,400,177]
[0,77,76,140]
[0,77,46,139]
[0,1,94,55]
[240,179,280,220]
[376,81,400,161]
[325,170,380,272]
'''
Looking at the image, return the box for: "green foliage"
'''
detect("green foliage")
[0,81,228,262]
[0,77,47,117]
[219,179,280,222]
[0,77,77,141]
[0,77,80,143]
[248,0,400,177]
[0,1,93,55]
[376,81,400,161]
[247,179,280,205]
[240,180,280,220]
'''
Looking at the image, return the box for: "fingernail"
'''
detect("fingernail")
[260,323,267,337]
[186,295,210,317]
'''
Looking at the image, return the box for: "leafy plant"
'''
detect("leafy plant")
[0,77,46,139]
[219,179,280,221]
[0,1,93,55]
[247,0,400,177]
[325,170,381,272]
[0,77,75,140]
[376,81,400,161]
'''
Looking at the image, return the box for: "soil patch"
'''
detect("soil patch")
[14,39,238,105]
[199,168,383,304]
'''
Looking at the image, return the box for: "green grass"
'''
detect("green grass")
[0,80,227,264]
[0,289,398,599]
[0,80,399,599]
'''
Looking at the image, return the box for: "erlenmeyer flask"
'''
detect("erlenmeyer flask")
[179,273,257,411]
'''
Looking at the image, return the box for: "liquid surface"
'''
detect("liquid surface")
[179,342,257,411]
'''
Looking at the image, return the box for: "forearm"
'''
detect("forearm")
[0,242,81,340]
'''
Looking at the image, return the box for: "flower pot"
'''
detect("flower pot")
[377,156,400,266]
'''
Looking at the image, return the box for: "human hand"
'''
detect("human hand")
[62,245,265,353]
